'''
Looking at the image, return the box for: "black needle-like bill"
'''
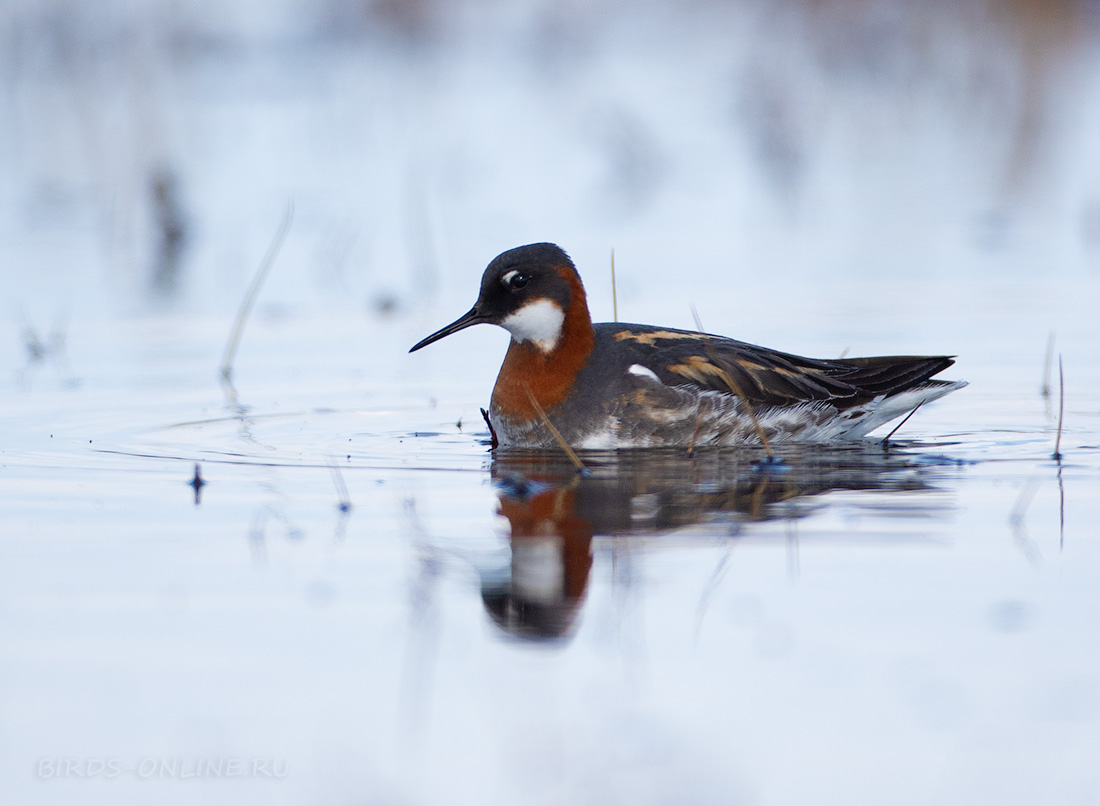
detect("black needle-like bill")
[409,306,487,352]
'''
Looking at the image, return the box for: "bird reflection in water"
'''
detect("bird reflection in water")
[481,476,594,641]
[480,445,952,642]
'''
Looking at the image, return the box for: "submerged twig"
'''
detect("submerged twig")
[1053,354,1064,461]
[690,304,775,458]
[220,204,294,382]
[523,383,587,474]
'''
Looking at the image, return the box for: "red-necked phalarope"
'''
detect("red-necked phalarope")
[410,243,966,449]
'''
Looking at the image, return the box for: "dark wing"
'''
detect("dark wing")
[825,355,957,398]
[600,324,954,407]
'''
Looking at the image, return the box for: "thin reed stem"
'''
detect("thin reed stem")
[610,248,618,323]
[882,402,923,446]
[1040,332,1055,398]
[523,383,587,474]
[1053,354,1064,460]
[220,204,294,381]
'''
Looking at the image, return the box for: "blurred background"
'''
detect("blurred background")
[3,0,1099,326]
[4,5,1100,805]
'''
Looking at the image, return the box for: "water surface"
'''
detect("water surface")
[3,2,1100,804]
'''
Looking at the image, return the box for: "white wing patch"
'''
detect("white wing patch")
[501,299,565,353]
[628,364,662,384]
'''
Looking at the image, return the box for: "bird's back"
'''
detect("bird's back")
[589,322,957,408]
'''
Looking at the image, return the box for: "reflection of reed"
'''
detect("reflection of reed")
[483,443,954,641]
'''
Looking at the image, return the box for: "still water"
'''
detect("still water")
[2,294,1098,805]
[4,1,1100,803]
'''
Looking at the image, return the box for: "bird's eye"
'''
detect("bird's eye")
[507,272,529,290]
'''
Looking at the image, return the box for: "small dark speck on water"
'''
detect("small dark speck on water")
[188,463,206,506]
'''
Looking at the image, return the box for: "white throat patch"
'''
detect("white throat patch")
[501,299,566,353]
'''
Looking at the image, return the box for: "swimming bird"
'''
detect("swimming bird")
[409,243,965,449]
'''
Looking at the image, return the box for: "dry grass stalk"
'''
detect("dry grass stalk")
[523,383,587,474]
[610,248,619,323]
[220,204,294,381]
[1053,354,1064,460]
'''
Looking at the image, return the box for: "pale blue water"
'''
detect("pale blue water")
[3,3,1100,805]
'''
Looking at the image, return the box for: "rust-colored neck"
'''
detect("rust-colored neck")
[491,267,595,420]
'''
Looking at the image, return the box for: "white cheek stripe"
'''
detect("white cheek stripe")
[501,299,565,353]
